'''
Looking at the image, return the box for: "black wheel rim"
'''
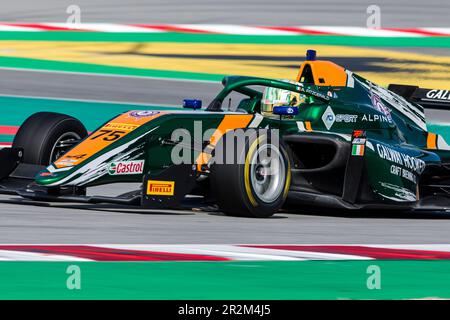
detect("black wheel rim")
[49,132,81,164]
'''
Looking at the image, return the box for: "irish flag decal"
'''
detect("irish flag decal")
[352,144,365,156]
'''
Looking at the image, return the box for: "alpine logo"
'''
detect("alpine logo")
[321,106,335,130]
[108,160,145,175]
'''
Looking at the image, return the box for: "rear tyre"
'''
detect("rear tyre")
[210,129,291,218]
[13,112,87,165]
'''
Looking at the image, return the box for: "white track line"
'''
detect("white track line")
[2,244,450,261]
[422,28,450,36]
[0,250,92,261]
[0,23,448,36]
[45,23,164,33]
[102,244,373,261]
[176,24,299,35]
[299,26,422,37]
[0,25,40,32]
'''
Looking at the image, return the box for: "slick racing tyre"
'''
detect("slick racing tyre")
[210,129,291,218]
[13,112,88,165]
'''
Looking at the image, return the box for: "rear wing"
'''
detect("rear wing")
[388,84,450,110]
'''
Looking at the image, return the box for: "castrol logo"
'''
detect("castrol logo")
[108,160,145,175]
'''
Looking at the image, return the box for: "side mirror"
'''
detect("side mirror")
[183,99,202,110]
[273,106,299,116]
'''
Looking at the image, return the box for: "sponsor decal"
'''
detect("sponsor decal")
[352,138,366,145]
[426,89,450,101]
[371,94,392,121]
[352,144,365,156]
[55,158,77,167]
[379,182,416,202]
[336,114,358,123]
[108,160,144,175]
[321,106,335,130]
[39,171,56,177]
[298,86,330,101]
[104,123,140,131]
[129,110,160,119]
[326,91,338,99]
[65,154,87,160]
[376,144,425,174]
[352,130,366,156]
[147,180,175,196]
[390,165,417,183]
[353,130,365,138]
[355,77,426,130]
[361,114,392,123]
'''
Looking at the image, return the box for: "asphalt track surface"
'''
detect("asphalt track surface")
[0,69,221,106]
[0,69,450,243]
[2,0,450,28]
[2,195,450,244]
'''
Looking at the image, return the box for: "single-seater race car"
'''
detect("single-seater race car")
[0,50,449,217]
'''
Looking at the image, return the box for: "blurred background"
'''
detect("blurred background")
[0,0,448,141]
[3,0,450,27]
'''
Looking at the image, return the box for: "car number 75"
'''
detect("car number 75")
[90,130,126,142]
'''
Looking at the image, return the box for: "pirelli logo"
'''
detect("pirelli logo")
[147,180,175,196]
[104,123,140,131]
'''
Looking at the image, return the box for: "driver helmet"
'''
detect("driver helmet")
[261,85,304,114]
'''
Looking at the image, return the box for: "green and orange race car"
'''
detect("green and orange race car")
[0,50,449,217]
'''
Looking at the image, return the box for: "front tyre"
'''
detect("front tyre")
[13,112,87,165]
[210,129,291,218]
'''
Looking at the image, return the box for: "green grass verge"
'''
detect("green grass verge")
[0,260,449,300]
[0,32,449,47]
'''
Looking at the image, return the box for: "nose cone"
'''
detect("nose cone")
[35,167,70,186]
